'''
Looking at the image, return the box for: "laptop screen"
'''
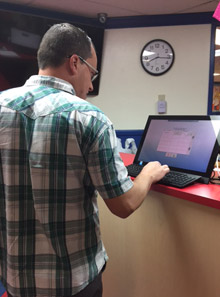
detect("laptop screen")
[134,115,220,178]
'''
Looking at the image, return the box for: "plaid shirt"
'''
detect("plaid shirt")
[0,76,133,297]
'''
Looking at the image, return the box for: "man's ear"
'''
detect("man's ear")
[68,54,79,75]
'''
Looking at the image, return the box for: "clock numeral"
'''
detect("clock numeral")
[147,64,169,73]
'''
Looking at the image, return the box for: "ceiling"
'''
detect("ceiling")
[1,0,220,19]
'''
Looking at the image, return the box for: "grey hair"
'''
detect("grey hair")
[37,23,92,69]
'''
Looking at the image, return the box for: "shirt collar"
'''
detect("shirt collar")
[25,75,76,95]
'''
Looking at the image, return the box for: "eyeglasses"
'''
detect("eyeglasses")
[78,56,99,82]
[67,54,99,82]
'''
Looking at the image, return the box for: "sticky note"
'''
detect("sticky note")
[213,1,220,21]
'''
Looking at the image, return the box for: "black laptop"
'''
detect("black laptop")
[126,115,220,188]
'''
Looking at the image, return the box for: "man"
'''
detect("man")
[0,23,169,297]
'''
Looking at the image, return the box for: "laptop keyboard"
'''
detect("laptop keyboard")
[126,164,143,177]
[126,164,201,188]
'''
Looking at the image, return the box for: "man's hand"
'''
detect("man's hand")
[140,161,170,184]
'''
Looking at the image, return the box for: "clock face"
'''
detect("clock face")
[141,39,175,76]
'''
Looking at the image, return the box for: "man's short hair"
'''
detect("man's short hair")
[37,23,92,69]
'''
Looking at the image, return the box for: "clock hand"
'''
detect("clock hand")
[158,56,171,59]
[144,56,159,62]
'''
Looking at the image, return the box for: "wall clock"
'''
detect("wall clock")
[140,39,175,76]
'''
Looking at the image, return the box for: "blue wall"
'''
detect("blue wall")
[116,129,143,147]
[0,281,6,297]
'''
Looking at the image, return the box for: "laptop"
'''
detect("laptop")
[126,115,220,188]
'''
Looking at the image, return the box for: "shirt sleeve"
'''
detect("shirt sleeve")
[87,121,134,199]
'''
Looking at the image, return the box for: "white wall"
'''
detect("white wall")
[88,24,211,129]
